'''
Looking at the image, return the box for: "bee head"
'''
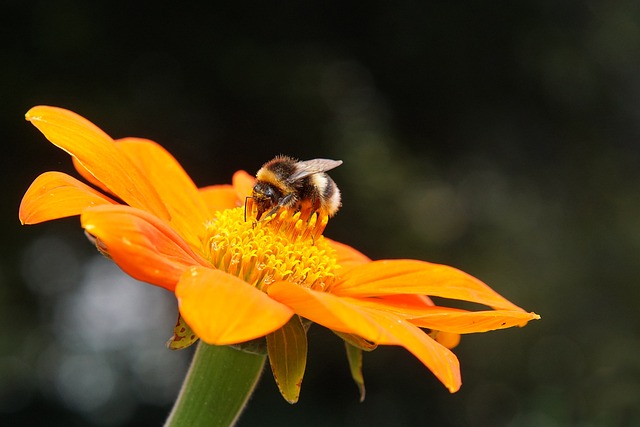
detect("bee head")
[250,180,283,220]
[252,181,281,203]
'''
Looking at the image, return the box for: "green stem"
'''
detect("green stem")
[164,341,266,427]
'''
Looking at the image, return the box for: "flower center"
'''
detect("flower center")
[201,206,339,292]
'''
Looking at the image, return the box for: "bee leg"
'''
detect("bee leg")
[261,206,280,221]
[279,193,296,208]
[310,196,321,222]
[260,193,296,221]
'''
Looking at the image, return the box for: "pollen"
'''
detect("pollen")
[201,206,339,292]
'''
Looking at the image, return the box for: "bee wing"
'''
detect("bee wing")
[287,158,343,182]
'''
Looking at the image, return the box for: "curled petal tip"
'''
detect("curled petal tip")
[25,107,37,121]
[448,383,461,393]
[25,105,52,122]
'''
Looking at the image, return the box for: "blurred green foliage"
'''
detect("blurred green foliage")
[2,1,640,426]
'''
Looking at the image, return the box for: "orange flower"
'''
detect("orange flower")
[19,106,539,402]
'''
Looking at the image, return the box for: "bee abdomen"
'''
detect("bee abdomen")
[313,174,341,216]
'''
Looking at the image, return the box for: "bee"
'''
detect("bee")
[249,155,342,220]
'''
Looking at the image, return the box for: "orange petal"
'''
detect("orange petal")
[269,282,386,338]
[408,308,540,333]
[333,259,525,311]
[232,170,255,199]
[26,106,169,220]
[176,266,294,345]
[72,156,114,196]
[325,238,371,273]
[19,172,117,224]
[349,297,539,332]
[115,137,210,247]
[375,294,435,308]
[268,281,461,392]
[369,310,461,392]
[199,185,243,212]
[198,169,257,214]
[80,205,209,291]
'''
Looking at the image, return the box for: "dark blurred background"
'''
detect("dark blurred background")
[2,1,640,426]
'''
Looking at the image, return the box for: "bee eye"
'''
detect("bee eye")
[264,186,279,201]
[254,182,278,201]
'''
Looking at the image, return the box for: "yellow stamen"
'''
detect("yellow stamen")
[202,207,338,292]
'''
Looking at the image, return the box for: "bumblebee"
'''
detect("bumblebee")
[249,155,342,220]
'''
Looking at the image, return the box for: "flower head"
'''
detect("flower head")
[20,106,539,402]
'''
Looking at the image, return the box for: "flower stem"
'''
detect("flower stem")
[165,341,266,427]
